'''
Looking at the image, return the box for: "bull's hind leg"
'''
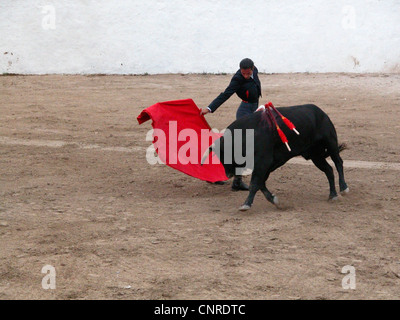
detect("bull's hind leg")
[311,156,338,200]
[330,151,349,194]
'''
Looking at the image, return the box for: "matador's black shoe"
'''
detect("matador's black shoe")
[231,176,249,191]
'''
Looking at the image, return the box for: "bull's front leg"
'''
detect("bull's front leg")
[256,171,279,206]
[260,185,279,206]
[239,172,263,211]
[238,159,274,211]
[239,184,259,211]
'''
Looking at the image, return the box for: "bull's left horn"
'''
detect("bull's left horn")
[255,105,265,112]
[200,144,214,165]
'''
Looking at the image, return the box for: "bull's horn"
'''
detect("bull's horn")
[200,143,214,165]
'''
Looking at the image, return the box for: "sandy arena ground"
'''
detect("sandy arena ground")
[0,73,400,300]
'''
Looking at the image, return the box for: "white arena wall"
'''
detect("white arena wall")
[0,0,399,74]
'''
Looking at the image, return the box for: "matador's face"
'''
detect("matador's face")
[240,68,253,80]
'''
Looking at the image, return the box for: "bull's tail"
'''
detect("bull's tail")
[324,142,347,158]
[338,143,347,153]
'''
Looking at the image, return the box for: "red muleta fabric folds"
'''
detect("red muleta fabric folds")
[137,99,228,182]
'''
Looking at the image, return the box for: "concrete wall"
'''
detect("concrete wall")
[1,0,399,74]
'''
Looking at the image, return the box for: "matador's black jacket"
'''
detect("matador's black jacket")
[207,66,262,113]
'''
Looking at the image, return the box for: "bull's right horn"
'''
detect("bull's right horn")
[200,143,214,165]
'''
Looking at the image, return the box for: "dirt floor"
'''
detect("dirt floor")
[0,73,400,300]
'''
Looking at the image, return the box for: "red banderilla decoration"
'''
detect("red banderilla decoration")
[262,102,300,152]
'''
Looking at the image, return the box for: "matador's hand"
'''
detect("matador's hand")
[199,108,210,115]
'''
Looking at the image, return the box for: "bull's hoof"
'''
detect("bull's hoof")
[329,195,339,201]
[341,187,350,195]
[239,204,251,211]
[272,195,279,205]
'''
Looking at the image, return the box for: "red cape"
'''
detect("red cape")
[137,99,228,182]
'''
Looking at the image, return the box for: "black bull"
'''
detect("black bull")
[202,104,349,211]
